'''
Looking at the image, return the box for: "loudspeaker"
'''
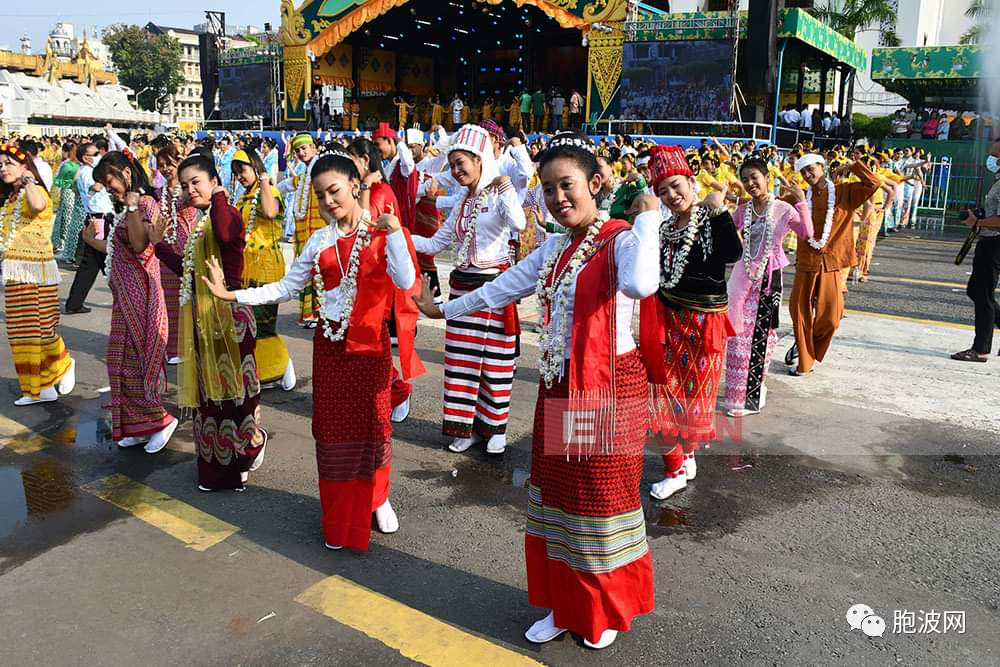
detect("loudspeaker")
[199,32,220,121]
[747,0,782,93]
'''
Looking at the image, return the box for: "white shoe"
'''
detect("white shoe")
[584,629,618,649]
[280,358,296,391]
[57,358,75,395]
[448,436,478,453]
[524,612,567,644]
[324,543,343,551]
[486,433,506,454]
[144,417,178,454]
[14,387,58,406]
[198,484,214,492]
[390,396,410,423]
[166,356,181,366]
[726,407,760,418]
[683,455,697,480]
[118,436,149,448]
[249,430,268,472]
[650,475,687,500]
[374,500,399,534]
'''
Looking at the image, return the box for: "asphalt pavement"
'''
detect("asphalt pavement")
[1,233,998,667]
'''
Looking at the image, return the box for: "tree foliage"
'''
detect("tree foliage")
[960,0,993,44]
[103,24,184,112]
[809,0,899,44]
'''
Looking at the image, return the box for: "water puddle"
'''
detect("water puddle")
[41,413,114,451]
[0,459,75,541]
[654,507,689,529]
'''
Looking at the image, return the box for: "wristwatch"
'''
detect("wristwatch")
[359,183,371,192]
[127,204,139,212]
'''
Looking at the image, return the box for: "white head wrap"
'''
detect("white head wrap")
[405,129,425,146]
[636,155,651,168]
[447,124,500,195]
[794,153,826,173]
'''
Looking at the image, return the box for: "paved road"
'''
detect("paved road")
[1,236,998,666]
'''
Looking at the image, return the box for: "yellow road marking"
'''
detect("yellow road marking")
[0,415,50,454]
[870,276,968,289]
[295,576,542,667]
[84,474,239,551]
[845,309,974,331]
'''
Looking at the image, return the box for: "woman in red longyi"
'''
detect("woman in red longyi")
[415,133,660,649]
[202,150,423,550]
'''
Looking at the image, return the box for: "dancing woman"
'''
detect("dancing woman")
[86,150,177,452]
[154,144,198,364]
[150,154,266,492]
[639,146,742,501]
[0,144,76,405]
[231,147,296,391]
[723,156,811,418]
[414,132,660,649]
[201,151,423,550]
[276,133,323,326]
[50,142,79,256]
[411,124,527,455]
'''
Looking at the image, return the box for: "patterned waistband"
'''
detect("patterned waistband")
[526,483,648,574]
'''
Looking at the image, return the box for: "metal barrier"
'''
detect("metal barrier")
[912,159,951,232]
[202,118,264,133]
[586,119,775,141]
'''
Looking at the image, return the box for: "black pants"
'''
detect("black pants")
[65,217,107,311]
[570,112,581,129]
[967,235,1000,354]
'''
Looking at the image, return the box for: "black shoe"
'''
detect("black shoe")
[65,306,91,314]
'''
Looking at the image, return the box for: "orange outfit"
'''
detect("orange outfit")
[788,161,880,372]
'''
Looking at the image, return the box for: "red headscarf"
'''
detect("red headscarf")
[648,145,693,189]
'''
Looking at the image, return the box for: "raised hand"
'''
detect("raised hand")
[372,213,401,233]
[411,279,443,319]
[786,181,806,204]
[200,256,235,301]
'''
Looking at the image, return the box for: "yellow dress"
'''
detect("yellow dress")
[238,184,289,383]
[290,170,325,322]
[432,103,444,127]
[509,102,521,129]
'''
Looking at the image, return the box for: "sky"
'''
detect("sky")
[0,2,281,52]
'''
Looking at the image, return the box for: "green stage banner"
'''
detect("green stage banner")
[778,8,867,72]
[872,45,984,80]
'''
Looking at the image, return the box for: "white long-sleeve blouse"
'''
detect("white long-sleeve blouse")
[442,211,660,363]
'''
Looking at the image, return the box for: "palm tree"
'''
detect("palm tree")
[960,0,993,44]
[808,0,900,117]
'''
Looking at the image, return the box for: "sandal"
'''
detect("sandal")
[788,367,814,376]
[950,349,988,363]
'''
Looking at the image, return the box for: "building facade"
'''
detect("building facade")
[145,23,255,125]
[853,0,975,115]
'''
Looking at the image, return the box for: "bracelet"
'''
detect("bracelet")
[708,205,728,218]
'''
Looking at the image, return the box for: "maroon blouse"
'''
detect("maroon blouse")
[155,190,247,290]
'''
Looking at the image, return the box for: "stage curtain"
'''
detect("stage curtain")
[313,43,354,87]
[358,48,396,93]
[400,56,433,97]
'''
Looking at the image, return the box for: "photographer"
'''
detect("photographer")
[952,135,1000,362]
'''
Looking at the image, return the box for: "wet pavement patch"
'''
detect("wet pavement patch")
[0,458,76,541]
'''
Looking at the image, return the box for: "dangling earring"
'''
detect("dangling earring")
[353,189,360,199]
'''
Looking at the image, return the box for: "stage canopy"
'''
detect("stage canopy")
[279,0,629,123]
[871,45,985,109]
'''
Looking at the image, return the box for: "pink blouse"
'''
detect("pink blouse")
[727,198,812,332]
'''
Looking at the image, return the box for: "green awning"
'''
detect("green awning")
[871,46,983,80]
[778,8,868,72]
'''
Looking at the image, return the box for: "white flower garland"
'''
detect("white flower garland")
[535,212,609,388]
[659,205,708,291]
[313,210,372,343]
[239,186,261,239]
[806,178,836,250]
[0,190,25,254]
[179,207,210,306]
[454,191,488,267]
[293,158,315,221]
[743,196,776,282]
[159,184,181,246]
[102,208,129,279]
